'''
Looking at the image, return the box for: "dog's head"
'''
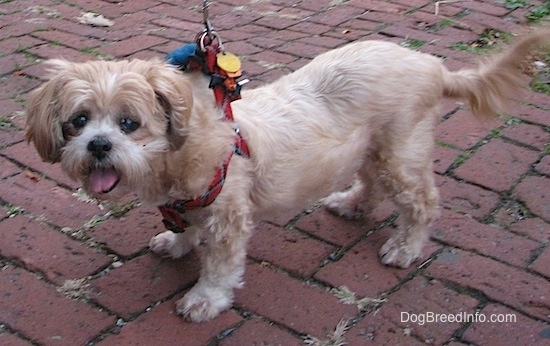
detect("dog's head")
[25,59,193,199]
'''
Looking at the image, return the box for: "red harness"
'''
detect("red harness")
[158,33,250,233]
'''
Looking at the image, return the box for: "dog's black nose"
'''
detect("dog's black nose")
[87,137,112,160]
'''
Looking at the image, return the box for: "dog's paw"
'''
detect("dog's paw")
[323,191,362,219]
[379,236,419,268]
[149,231,190,259]
[176,284,233,323]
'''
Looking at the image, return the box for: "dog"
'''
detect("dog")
[25,29,549,322]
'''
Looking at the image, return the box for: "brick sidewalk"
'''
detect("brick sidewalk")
[1,0,549,345]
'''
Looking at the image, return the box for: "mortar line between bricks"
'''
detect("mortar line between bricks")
[1,254,122,321]
[448,300,491,343]
[430,237,550,277]
[0,152,77,192]
[85,278,201,346]
[426,273,550,325]
[437,199,546,248]
[224,308,311,343]
[0,322,41,346]
[0,197,130,267]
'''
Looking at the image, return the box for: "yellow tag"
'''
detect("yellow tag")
[216,52,241,73]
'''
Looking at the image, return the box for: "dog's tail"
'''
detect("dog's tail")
[442,28,550,119]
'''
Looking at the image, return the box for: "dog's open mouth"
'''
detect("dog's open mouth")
[88,167,120,194]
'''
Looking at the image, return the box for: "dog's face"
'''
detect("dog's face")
[25,59,193,200]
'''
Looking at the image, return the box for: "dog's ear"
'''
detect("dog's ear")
[145,61,193,151]
[25,60,72,163]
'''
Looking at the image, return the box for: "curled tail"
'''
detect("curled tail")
[443,28,550,118]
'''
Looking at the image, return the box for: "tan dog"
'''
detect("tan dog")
[25,30,549,322]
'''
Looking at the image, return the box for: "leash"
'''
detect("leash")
[159,1,250,233]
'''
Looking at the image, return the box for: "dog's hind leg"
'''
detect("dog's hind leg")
[375,125,440,268]
[378,169,439,268]
[323,178,365,219]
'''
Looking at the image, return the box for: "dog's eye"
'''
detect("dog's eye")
[119,117,140,134]
[71,112,89,129]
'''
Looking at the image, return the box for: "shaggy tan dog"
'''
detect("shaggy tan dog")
[25,30,549,322]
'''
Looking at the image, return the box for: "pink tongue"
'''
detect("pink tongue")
[89,168,119,194]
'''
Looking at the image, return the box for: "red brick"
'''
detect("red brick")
[432,209,539,267]
[433,145,460,174]
[509,218,550,243]
[89,253,200,319]
[97,297,242,346]
[0,21,41,38]
[331,17,380,38]
[454,139,539,192]
[0,333,33,346]
[249,222,336,277]
[31,29,103,50]
[99,0,159,17]
[501,123,550,151]
[220,316,302,346]
[436,109,503,150]
[0,173,103,229]
[255,16,298,30]
[26,44,96,62]
[235,263,358,337]
[0,54,34,76]
[461,11,527,35]
[287,21,333,36]
[513,103,550,127]
[0,156,21,179]
[248,49,299,67]
[295,209,374,247]
[426,249,550,320]
[515,176,550,222]
[523,89,550,110]
[462,304,550,345]
[88,206,164,257]
[309,6,366,27]
[530,247,550,278]
[535,155,550,176]
[0,207,7,220]
[148,4,202,24]
[0,74,39,101]
[275,41,329,59]
[208,11,262,31]
[314,230,440,297]
[436,175,500,219]
[0,98,24,119]
[0,215,111,285]
[278,4,316,19]
[0,129,23,149]
[346,312,426,345]
[99,35,169,58]
[348,0,409,14]
[2,141,79,189]
[376,276,479,344]
[0,266,114,345]
[457,1,510,16]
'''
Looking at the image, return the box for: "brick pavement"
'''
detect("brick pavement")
[0,0,549,345]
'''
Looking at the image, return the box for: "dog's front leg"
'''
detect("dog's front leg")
[150,226,202,259]
[176,212,253,322]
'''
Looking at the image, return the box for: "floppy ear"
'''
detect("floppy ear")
[25,60,72,163]
[145,61,194,150]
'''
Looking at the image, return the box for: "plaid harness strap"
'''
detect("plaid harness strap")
[158,137,249,233]
[158,29,250,234]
